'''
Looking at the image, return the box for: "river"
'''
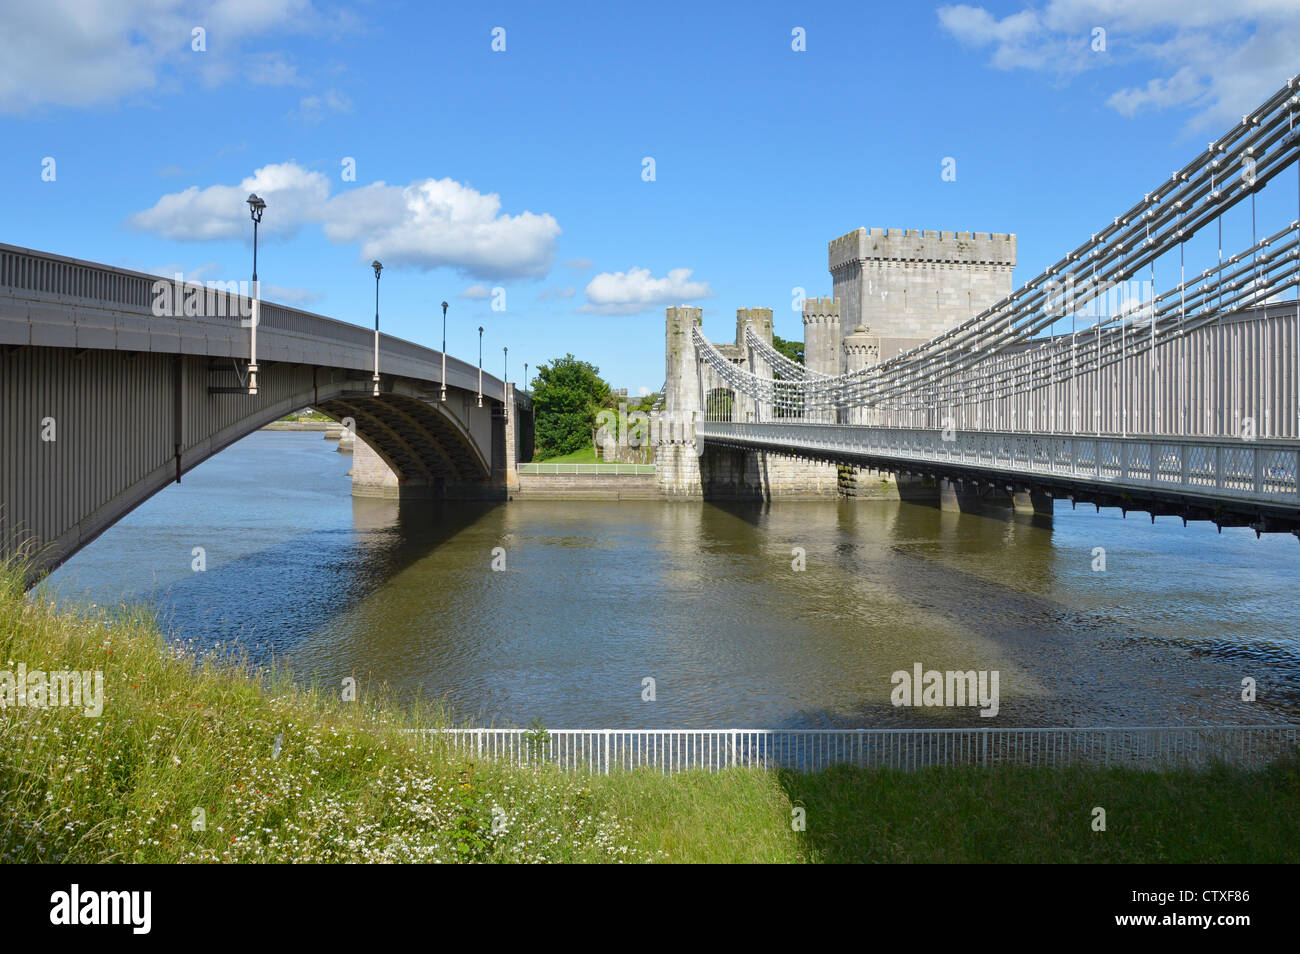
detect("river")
[43,430,1300,728]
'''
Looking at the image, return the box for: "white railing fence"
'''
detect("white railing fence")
[421,726,1299,774]
[517,462,656,475]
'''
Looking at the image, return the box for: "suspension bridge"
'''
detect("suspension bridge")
[659,74,1300,537]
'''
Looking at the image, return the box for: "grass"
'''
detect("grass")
[779,762,1300,863]
[532,444,600,464]
[2,557,1297,863]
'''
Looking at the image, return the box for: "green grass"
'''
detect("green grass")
[779,762,1300,863]
[2,557,1296,864]
[532,445,599,464]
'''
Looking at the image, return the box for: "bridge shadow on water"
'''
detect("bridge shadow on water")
[699,497,1300,728]
[101,497,505,663]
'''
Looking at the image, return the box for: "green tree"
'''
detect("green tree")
[772,334,804,364]
[531,354,613,458]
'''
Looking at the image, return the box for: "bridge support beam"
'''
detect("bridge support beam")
[1012,488,1055,516]
[938,478,1013,513]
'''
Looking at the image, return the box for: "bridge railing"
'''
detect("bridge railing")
[423,725,1298,774]
[697,420,1300,506]
[0,242,521,404]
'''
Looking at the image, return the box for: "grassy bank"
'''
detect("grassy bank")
[2,560,1297,863]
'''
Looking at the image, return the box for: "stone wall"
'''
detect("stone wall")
[513,473,659,499]
[837,465,898,498]
[802,297,840,378]
[656,305,705,496]
[699,445,838,498]
[829,228,1016,361]
[351,436,400,498]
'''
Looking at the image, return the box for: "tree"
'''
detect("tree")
[772,334,804,364]
[531,354,612,458]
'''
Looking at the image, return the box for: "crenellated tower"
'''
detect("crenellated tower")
[735,306,773,347]
[829,228,1016,362]
[801,297,841,377]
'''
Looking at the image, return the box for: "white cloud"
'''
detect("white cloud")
[245,51,304,87]
[129,162,561,279]
[1106,66,1208,117]
[0,0,320,114]
[460,284,492,299]
[129,162,331,241]
[937,2,1300,130]
[151,261,223,282]
[579,267,712,315]
[296,88,352,124]
[324,177,561,278]
[637,386,651,396]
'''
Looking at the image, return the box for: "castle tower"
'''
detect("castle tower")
[735,307,773,348]
[801,297,841,377]
[841,325,880,425]
[841,324,880,372]
[829,228,1016,362]
[663,305,703,417]
[656,305,704,495]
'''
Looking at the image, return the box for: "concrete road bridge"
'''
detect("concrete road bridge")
[1,247,531,583]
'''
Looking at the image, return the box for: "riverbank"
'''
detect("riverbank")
[261,420,332,431]
[4,559,1298,863]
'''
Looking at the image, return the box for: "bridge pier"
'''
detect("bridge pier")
[938,478,1013,513]
[1012,488,1055,517]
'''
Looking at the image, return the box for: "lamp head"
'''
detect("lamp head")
[441,300,449,317]
[372,260,383,279]
[246,193,266,222]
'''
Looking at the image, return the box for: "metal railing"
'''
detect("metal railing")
[697,421,1300,505]
[0,242,519,402]
[517,462,656,475]
[423,725,1299,774]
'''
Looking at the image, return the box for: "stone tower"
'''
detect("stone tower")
[801,297,841,377]
[829,228,1016,362]
[841,324,880,373]
[841,325,880,425]
[736,307,773,347]
[655,305,704,495]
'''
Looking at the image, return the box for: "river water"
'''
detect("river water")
[44,431,1300,728]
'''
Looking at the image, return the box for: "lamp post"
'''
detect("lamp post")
[371,260,383,396]
[524,363,529,395]
[477,326,483,407]
[440,300,449,402]
[245,193,266,395]
[503,346,509,422]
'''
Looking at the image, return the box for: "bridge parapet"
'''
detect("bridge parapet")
[0,242,528,412]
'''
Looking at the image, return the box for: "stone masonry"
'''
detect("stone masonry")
[829,228,1016,362]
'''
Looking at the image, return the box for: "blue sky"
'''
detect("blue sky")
[3,1,1299,393]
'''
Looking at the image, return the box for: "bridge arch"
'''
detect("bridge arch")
[1,347,505,585]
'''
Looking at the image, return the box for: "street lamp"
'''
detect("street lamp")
[245,193,266,395]
[440,300,449,402]
[477,326,484,407]
[523,362,529,395]
[371,260,383,396]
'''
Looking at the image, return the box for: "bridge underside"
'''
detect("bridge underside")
[2,346,507,584]
[698,424,1300,537]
